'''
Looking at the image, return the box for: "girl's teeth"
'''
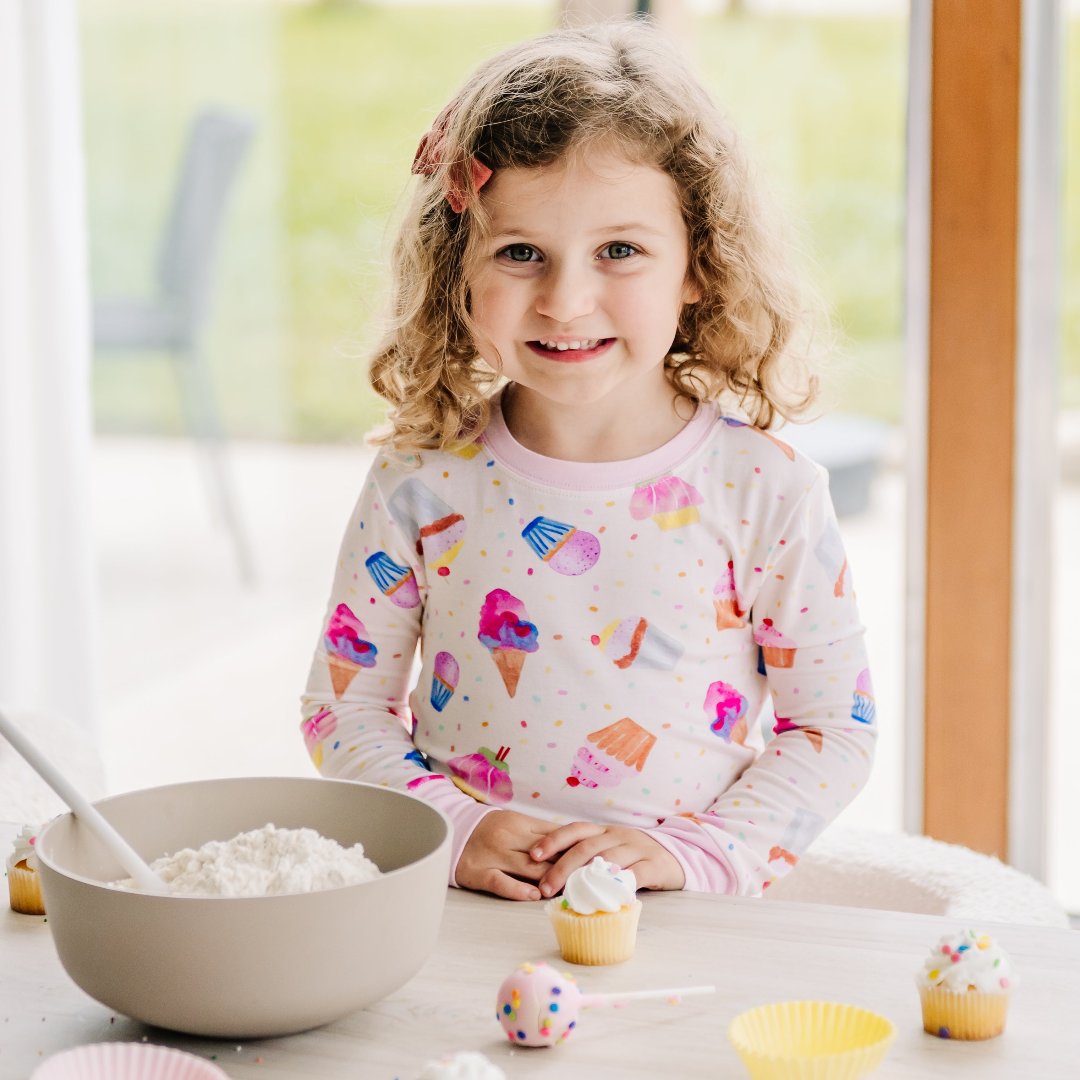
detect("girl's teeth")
[540,339,600,351]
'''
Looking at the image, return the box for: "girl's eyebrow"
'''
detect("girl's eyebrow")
[490,222,666,241]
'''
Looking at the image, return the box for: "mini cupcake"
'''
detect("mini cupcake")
[916,929,1014,1040]
[7,824,45,915]
[547,856,641,965]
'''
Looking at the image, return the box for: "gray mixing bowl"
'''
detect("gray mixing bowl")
[35,776,451,1038]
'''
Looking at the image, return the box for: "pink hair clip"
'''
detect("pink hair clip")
[412,100,492,213]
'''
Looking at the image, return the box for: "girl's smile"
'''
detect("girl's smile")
[525,337,616,362]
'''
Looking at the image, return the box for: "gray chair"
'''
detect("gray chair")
[93,108,256,582]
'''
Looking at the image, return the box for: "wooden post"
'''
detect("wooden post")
[924,0,1021,857]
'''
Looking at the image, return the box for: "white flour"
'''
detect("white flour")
[116,823,382,897]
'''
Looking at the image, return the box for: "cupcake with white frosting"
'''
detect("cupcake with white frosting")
[547,855,641,965]
[7,824,45,915]
[916,929,1014,1040]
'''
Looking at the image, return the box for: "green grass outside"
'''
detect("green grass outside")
[82,2,1077,441]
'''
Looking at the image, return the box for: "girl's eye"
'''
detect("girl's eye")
[600,242,638,261]
[499,244,540,263]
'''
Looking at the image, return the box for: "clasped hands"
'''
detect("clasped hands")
[455,809,685,902]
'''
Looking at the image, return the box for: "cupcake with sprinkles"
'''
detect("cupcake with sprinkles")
[547,855,641,965]
[916,929,1014,1040]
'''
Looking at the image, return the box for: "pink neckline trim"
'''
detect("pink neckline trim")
[481,394,719,491]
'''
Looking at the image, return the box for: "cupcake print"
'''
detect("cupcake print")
[596,617,683,670]
[629,475,703,530]
[713,559,746,629]
[566,745,621,789]
[301,706,337,769]
[477,588,539,698]
[754,618,797,669]
[387,478,467,573]
[430,651,459,712]
[324,602,378,697]
[449,745,513,804]
[364,551,421,608]
[521,516,600,576]
[704,680,749,744]
[815,518,848,598]
[585,718,657,774]
[851,668,876,724]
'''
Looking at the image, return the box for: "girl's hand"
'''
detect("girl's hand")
[531,822,685,897]
[456,810,558,902]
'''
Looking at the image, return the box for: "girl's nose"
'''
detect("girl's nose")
[534,263,596,323]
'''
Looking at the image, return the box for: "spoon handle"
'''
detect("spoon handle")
[0,709,166,893]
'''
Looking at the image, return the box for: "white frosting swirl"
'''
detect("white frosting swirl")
[916,929,1014,994]
[7,825,39,872]
[562,855,637,915]
[418,1051,506,1080]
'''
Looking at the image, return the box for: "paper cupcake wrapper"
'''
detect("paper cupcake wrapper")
[547,899,641,965]
[918,986,1009,1040]
[31,1042,229,1080]
[728,1000,895,1080]
[8,861,45,916]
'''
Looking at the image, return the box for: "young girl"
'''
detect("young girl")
[300,21,875,902]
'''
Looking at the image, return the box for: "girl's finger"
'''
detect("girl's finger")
[529,820,603,862]
[483,868,543,903]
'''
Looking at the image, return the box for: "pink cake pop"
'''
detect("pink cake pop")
[495,961,714,1047]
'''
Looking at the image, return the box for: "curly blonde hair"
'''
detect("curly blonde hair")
[369,19,821,450]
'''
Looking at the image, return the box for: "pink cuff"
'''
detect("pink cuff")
[408,776,499,887]
[650,823,738,895]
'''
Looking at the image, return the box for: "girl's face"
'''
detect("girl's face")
[466,147,699,425]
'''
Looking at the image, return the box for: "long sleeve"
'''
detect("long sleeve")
[651,469,876,894]
[299,455,499,885]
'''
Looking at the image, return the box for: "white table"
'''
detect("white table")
[2,828,1078,1079]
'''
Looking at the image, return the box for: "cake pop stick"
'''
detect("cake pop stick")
[495,961,715,1047]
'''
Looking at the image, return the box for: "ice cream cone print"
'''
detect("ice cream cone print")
[772,716,824,752]
[387,478,467,572]
[722,416,796,460]
[365,551,421,608]
[323,603,377,698]
[704,680,749,744]
[596,616,683,670]
[629,475,703,530]
[713,559,746,630]
[587,717,657,773]
[851,668,876,724]
[478,589,539,698]
[431,651,459,712]
[521,516,600,576]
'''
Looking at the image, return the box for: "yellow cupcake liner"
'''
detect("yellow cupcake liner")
[919,986,1009,1041]
[729,1000,895,1080]
[546,899,641,965]
[7,860,46,916]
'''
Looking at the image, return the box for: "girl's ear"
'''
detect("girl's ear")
[681,275,702,305]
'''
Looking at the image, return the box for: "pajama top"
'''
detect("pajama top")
[300,394,876,895]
